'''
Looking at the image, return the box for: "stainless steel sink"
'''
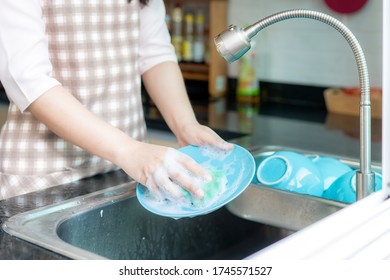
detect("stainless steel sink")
[227,145,382,231]
[2,144,381,259]
[2,181,292,260]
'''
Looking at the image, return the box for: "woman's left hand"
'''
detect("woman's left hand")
[175,122,234,151]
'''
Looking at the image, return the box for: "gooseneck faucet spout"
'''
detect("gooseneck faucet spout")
[214,9,375,200]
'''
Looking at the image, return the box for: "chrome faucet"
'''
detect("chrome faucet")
[214,9,375,200]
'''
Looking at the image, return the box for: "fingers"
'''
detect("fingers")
[169,166,205,199]
[215,140,234,151]
[146,165,184,200]
[179,124,234,152]
[143,142,231,204]
[197,126,234,151]
[177,155,211,182]
[166,148,208,199]
[144,176,165,200]
[144,148,209,201]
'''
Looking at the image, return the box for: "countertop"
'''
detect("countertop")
[0,97,382,260]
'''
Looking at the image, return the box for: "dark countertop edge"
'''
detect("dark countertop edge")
[0,169,131,260]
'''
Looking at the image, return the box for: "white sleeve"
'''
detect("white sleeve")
[138,0,178,75]
[0,0,60,112]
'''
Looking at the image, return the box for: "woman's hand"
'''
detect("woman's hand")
[175,122,234,151]
[118,142,212,201]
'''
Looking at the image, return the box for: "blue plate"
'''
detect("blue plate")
[136,144,255,218]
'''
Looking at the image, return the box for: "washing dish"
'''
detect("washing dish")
[180,169,228,207]
[256,150,324,196]
[252,151,275,184]
[136,144,255,218]
[306,155,352,190]
[323,170,382,203]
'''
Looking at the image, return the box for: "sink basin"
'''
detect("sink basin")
[3,144,380,259]
[227,145,382,231]
[2,181,292,260]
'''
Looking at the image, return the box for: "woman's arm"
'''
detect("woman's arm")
[142,61,233,150]
[138,1,232,150]
[28,85,135,166]
[28,85,208,199]
[142,62,197,136]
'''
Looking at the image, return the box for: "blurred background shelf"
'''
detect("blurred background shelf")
[179,62,209,80]
[164,0,228,97]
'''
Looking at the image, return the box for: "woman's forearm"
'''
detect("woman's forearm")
[141,61,232,150]
[28,85,138,167]
[141,61,199,135]
[27,84,212,196]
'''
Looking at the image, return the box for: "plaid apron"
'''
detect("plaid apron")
[0,0,146,199]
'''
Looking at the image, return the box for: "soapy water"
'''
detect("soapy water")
[199,145,232,161]
[144,147,210,201]
[140,145,246,217]
[141,169,228,215]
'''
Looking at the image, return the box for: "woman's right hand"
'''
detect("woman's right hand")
[119,142,211,201]
[26,86,210,202]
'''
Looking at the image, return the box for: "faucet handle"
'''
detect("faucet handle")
[356,171,375,200]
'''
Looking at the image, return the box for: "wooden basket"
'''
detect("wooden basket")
[324,88,382,119]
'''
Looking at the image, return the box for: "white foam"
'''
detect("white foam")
[142,167,228,216]
[141,145,240,218]
[199,145,232,160]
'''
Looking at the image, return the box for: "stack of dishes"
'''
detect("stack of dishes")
[254,150,382,203]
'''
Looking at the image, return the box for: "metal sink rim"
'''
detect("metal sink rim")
[2,182,136,260]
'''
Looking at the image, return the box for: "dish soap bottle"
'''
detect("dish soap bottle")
[193,9,205,63]
[171,3,183,62]
[236,51,260,103]
[182,12,194,62]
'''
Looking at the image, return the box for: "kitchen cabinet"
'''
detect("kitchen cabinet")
[164,0,228,97]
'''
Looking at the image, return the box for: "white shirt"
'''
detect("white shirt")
[0,0,176,112]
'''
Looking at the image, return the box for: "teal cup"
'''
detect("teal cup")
[323,170,383,203]
[256,150,324,196]
[306,155,353,191]
[252,151,275,184]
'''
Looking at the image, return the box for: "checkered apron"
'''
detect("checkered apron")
[0,0,147,199]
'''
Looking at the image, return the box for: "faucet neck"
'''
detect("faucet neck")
[239,9,374,199]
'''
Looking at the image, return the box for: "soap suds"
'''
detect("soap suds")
[141,145,238,217]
